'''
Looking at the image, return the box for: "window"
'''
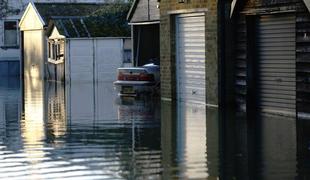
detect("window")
[4,21,18,46]
[48,40,64,61]
[123,49,132,63]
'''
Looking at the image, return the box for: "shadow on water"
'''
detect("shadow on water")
[0,77,309,179]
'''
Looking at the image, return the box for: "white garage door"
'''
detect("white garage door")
[68,40,94,82]
[67,39,123,82]
[176,13,206,104]
[95,39,123,82]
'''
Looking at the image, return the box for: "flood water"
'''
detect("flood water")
[0,77,309,179]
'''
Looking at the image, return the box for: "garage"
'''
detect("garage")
[257,14,296,116]
[232,1,310,117]
[175,13,206,105]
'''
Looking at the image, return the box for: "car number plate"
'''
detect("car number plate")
[122,86,134,94]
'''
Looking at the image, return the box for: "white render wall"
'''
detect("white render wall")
[0,0,127,61]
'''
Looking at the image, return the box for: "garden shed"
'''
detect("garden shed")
[19,2,131,82]
[47,17,131,82]
[231,0,310,117]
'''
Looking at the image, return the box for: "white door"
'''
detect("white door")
[68,39,94,82]
[176,13,206,105]
[67,39,123,82]
[95,39,123,82]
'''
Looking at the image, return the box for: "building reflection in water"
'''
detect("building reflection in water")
[0,78,21,150]
[297,118,310,179]
[161,101,219,179]
[22,78,47,164]
[161,100,299,180]
[220,110,297,180]
[6,76,305,179]
[19,79,161,179]
[257,115,296,180]
[46,82,66,141]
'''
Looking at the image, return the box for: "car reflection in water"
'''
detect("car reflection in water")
[115,95,161,152]
[116,96,160,123]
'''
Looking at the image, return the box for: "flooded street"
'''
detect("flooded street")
[0,78,309,179]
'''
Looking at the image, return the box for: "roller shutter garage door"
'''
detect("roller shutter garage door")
[176,13,206,105]
[257,15,296,116]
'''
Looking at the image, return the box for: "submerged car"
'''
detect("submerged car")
[113,63,160,96]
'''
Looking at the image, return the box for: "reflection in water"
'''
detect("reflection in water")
[20,80,162,179]
[176,103,207,178]
[22,78,46,166]
[161,101,219,179]
[297,119,310,179]
[116,96,160,123]
[0,77,309,179]
[258,115,296,180]
[221,112,298,180]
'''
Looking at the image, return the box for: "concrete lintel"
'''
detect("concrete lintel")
[167,8,208,15]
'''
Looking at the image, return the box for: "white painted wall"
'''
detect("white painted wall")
[66,38,125,83]
[23,30,45,80]
[0,0,127,61]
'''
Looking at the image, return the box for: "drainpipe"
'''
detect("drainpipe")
[148,0,150,21]
[135,27,141,67]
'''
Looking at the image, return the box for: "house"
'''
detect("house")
[0,0,28,77]
[19,2,131,82]
[127,0,160,66]
[0,0,117,77]
[159,1,220,107]
[230,0,310,118]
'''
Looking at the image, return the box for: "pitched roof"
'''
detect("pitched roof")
[304,0,310,13]
[127,0,139,21]
[231,0,310,17]
[127,0,159,23]
[34,3,131,38]
[50,15,130,38]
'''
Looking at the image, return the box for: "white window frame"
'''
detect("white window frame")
[48,39,65,64]
[2,20,19,48]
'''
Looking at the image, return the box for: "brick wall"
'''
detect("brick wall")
[159,0,219,105]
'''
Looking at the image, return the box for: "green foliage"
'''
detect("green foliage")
[84,3,131,37]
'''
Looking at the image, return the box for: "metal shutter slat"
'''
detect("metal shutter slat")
[176,14,206,105]
[257,15,296,115]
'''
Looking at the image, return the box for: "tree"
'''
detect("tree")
[0,0,20,19]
